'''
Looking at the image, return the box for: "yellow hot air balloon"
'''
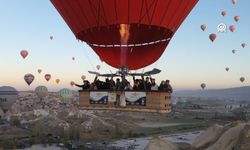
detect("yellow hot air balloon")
[35,86,48,100]
[56,79,60,84]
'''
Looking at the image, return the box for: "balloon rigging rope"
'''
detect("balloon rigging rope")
[86,38,171,48]
[82,48,96,71]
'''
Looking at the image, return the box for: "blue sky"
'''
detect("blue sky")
[0,0,249,91]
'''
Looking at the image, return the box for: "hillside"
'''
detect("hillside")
[173,86,250,101]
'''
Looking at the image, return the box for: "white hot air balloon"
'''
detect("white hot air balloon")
[59,88,72,104]
[0,86,18,113]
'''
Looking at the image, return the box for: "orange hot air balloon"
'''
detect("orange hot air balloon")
[241,43,246,48]
[209,33,216,42]
[38,69,42,74]
[50,36,53,40]
[229,25,236,32]
[225,67,229,72]
[234,16,240,22]
[20,50,28,59]
[240,77,245,83]
[232,49,236,54]
[96,65,100,70]
[201,24,206,31]
[200,83,206,89]
[232,0,237,5]
[24,73,35,86]
[221,11,226,16]
[44,74,51,81]
[56,79,60,84]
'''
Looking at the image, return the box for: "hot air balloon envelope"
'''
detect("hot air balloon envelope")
[0,86,18,113]
[241,43,246,48]
[24,74,35,86]
[221,11,226,16]
[38,69,42,74]
[59,88,72,104]
[209,33,216,42]
[51,0,198,70]
[45,74,51,81]
[234,16,240,22]
[20,50,28,59]
[240,77,245,82]
[56,79,60,84]
[200,83,206,89]
[35,86,48,99]
[201,24,206,31]
[229,25,236,32]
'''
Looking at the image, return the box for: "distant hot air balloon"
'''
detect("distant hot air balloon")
[201,83,206,89]
[81,75,86,80]
[201,24,206,31]
[229,25,236,32]
[72,57,75,61]
[70,81,74,86]
[221,11,226,16]
[232,0,237,5]
[56,79,60,84]
[96,65,100,70]
[20,50,28,59]
[241,43,246,48]
[24,73,35,86]
[0,86,18,113]
[234,16,240,22]
[59,88,72,104]
[240,77,245,83]
[45,74,51,81]
[232,49,236,54]
[209,33,216,42]
[38,69,42,74]
[225,67,229,72]
[35,86,48,100]
[50,36,53,40]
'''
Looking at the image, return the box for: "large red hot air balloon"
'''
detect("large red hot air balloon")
[51,0,198,70]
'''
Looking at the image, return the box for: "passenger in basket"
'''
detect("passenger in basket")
[74,80,90,90]
[150,79,158,91]
[109,77,116,90]
[165,80,173,93]
[133,79,141,90]
[158,80,166,91]
[125,82,133,90]
[115,78,122,90]
[145,77,152,90]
